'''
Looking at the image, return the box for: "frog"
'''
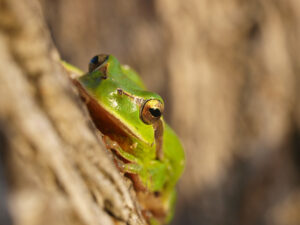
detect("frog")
[64,54,185,225]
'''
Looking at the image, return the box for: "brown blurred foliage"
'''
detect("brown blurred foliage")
[41,0,300,225]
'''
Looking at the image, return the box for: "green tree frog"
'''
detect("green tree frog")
[66,55,185,225]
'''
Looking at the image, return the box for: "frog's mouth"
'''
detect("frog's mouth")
[73,79,143,148]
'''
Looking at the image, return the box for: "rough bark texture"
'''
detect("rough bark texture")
[1,0,300,225]
[0,1,146,225]
[43,0,300,225]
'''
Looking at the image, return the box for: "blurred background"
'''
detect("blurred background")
[41,1,300,224]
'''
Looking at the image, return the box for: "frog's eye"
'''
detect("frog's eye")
[89,54,109,72]
[141,99,164,125]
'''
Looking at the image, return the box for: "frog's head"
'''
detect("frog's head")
[77,55,164,159]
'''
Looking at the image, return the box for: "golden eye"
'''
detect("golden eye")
[140,99,164,125]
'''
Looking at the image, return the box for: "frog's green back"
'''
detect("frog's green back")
[121,65,146,90]
[105,56,147,92]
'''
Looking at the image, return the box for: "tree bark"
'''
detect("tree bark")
[0,1,146,225]
[42,0,300,224]
[2,0,300,225]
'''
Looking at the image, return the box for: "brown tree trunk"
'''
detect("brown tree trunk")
[44,1,300,225]
[0,1,145,225]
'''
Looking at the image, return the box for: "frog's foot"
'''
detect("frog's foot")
[102,136,147,191]
[102,136,140,164]
[112,156,142,174]
[137,191,168,225]
[137,189,176,225]
[102,136,143,174]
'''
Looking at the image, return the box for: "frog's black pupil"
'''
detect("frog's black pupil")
[90,55,98,64]
[149,108,161,118]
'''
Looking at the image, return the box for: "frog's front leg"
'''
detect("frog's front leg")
[102,136,168,192]
[102,135,141,166]
[103,135,151,191]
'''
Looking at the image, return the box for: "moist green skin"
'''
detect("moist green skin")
[75,55,185,224]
